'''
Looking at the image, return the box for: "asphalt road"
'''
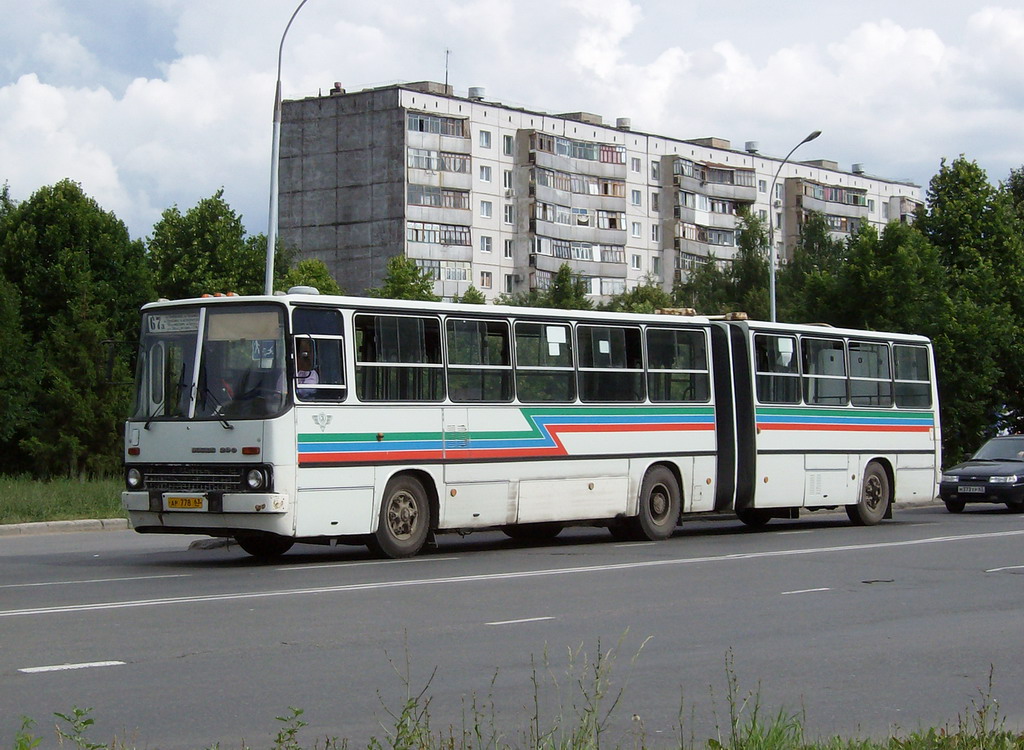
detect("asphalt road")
[2,503,1023,748]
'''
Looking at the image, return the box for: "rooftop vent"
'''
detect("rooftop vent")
[852,163,865,174]
[744,141,760,154]
[616,117,632,130]
[468,86,486,101]
[330,82,344,95]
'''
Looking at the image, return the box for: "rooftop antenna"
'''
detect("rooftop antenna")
[444,48,450,88]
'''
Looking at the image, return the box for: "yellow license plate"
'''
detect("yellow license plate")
[166,496,205,510]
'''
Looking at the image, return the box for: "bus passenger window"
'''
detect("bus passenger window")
[514,322,575,402]
[446,318,512,402]
[355,314,444,401]
[849,341,892,407]
[646,328,710,402]
[802,338,848,405]
[754,334,800,404]
[292,307,346,402]
[577,325,644,402]
[894,345,932,407]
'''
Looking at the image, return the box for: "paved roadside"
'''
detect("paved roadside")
[0,518,130,536]
[0,498,943,537]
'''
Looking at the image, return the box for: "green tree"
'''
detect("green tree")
[147,189,291,298]
[368,255,441,301]
[671,211,768,317]
[279,259,343,295]
[916,157,1024,454]
[546,264,593,310]
[0,278,35,462]
[602,278,672,314]
[0,180,153,477]
[453,285,487,304]
[776,211,845,322]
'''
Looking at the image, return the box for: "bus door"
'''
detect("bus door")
[710,322,757,511]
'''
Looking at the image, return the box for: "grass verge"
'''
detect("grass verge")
[0,476,123,525]
[9,644,1024,749]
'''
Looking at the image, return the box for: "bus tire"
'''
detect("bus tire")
[629,466,680,541]
[370,475,431,558]
[736,508,772,528]
[501,522,563,541]
[235,533,294,559]
[847,462,890,526]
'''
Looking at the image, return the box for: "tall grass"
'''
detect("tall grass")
[0,476,123,525]
[10,646,1024,750]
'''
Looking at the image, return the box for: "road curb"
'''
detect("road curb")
[0,518,131,536]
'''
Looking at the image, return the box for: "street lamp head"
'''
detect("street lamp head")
[803,130,822,144]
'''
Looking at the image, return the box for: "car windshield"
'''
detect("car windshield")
[971,437,1024,461]
[132,304,288,420]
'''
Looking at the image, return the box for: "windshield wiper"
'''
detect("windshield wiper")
[200,386,234,430]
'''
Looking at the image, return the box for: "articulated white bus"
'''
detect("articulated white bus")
[122,290,941,558]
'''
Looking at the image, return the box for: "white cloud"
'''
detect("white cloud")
[2,0,1024,239]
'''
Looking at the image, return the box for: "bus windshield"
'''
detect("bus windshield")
[132,304,288,421]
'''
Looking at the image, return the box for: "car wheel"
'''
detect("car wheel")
[943,498,966,513]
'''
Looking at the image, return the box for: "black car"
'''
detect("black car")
[939,435,1024,513]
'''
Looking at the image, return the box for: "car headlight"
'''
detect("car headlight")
[989,475,1019,484]
[940,474,958,483]
[126,468,143,489]
[245,468,267,491]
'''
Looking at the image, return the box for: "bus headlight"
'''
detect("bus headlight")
[245,468,267,491]
[126,468,143,489]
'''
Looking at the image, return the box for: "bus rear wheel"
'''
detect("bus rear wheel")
[627,466,680,541]
[369,475,431,558]
[736,508,772,528]
[501,522,564,542]
[235,533,294,559]
[847,462,890,526]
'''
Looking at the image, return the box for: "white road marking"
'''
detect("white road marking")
[613,542,656,548]
[279,556,459,572]
[4,528,1023,620]
[781,587,831,595]
[779,530,814,535]
[0,574,190,590]
[19,661,125,674]
[486,616,554,626]
[985,564,1024,573]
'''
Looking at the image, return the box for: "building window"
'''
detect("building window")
[651,160,661,180]
[480,235,493,253]
[504,204,515,225]
[504,239,514,258]
[651,192,659,212]
[480,201,492,218]
[631,157,641,173]
[479,130,492,148]
[480,271,492,289]
[503,170,513,189]
[651,224,660,242]
[758,209,768,221]
[503,134,514,155]
[631,222,642,238]
[480,165,492,182]
[758,180,767,193]
[630,189,642,206]
[407,112,467,137]
[775,183,783,200]
[652,256,661,276]
[631,254,642,270]
[504,274,514,293]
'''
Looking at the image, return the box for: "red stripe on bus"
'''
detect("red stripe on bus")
[757,423,931,432]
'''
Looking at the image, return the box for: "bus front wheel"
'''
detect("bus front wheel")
[235,533,294,559]
[370,476,431,558]
[847,462,891,526]
[628,466,681,541]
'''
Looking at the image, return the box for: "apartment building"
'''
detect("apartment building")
[279,81,922,301]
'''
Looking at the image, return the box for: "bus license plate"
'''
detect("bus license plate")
[957,485,985,494]
[166,496,206,510]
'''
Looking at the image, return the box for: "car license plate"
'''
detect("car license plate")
[957,485,985,494]
[166,496,206,510]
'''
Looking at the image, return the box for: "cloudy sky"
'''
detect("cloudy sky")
[3,0,1023,240]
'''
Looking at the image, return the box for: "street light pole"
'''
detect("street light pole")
[767,129,821,322]
[265,0,311,295]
